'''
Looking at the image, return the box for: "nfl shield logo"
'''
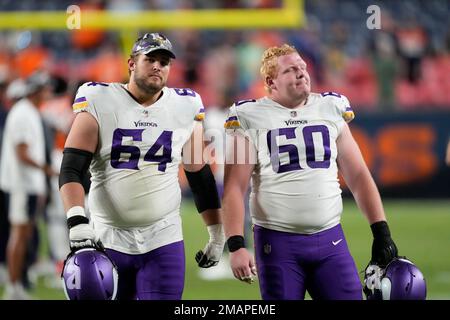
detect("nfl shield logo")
[290,111,297,117]
[264,243,271,255]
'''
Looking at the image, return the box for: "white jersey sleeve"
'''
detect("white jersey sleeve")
[172,88,205,122]
[224,104,242,134]
[224,100,258,166]
[194,103,205,122]
[72,82,102,121]
[224,99,256,138]
[322,92,355,128]
[336,94,355,124]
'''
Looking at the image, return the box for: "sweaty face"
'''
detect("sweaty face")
[132,51,171,95]
[270,53,311,107]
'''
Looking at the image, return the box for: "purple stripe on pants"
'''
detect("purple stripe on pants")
[254,224,362,300]
[106,240,185,300]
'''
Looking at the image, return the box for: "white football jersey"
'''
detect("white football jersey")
[73,82,204,230]
[225,92,355,234]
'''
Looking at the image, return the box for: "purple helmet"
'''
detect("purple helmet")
[364,257,426,300]
[61,248,118,300]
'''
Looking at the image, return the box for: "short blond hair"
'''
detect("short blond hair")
[260,44,298,92]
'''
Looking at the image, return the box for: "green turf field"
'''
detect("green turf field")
[1,198,449,300]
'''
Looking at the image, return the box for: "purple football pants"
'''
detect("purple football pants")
[254,224,362,300]
[106,240,185,300]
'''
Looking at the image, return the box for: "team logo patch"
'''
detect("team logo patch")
[154,35,164,45]
[195,109,205,121]
[72,96,88,111]
[224,116,241,129]
[264,243,271,255]
[343,107,355,122]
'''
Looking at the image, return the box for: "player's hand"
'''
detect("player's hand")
[67,206,104,252]
[370,221,398,267]
[69,222,104,252]
[230,248,257,284]
[195,224,225,268]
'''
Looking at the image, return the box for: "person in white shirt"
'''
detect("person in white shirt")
[0,72,53,299]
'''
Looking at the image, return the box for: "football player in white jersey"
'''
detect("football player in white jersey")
[222,44,398,299]
[59,33,225,300]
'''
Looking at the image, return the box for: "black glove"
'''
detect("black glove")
[370,220,398,267]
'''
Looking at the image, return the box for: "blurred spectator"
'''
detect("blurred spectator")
[396,16,429,83]
[369,11,399,110]
[1,78,29,289]
[0,72,54,300]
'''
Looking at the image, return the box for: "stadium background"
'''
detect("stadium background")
[0,0,449,300]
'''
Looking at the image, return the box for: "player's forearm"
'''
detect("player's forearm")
[200,208,222,226]
[222,186,247,238]
[350,170,386,224]
[60,182,87,214]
